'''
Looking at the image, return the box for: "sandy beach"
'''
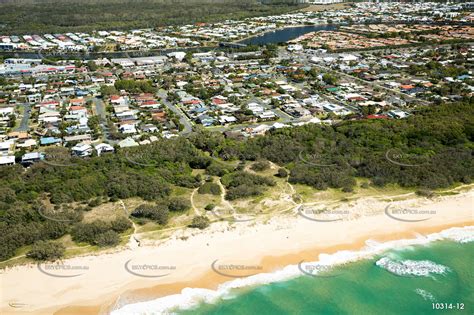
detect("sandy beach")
[1,189,473,315]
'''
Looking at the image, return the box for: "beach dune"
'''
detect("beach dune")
[1,190,473,315]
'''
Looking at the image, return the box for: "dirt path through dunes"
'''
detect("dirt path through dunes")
[120,200,140,249]
[190,187,201,216]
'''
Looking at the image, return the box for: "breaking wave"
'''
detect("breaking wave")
[375,257,450,277]
[111,226,473,315]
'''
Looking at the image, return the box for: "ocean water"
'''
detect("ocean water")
[112,227,474,315]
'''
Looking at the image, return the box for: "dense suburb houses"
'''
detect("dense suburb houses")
[0,2,472,166]
[0,2,472,53]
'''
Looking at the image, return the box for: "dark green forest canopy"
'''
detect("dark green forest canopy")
[0,0,304,34]
[0,101,472,261]
[1,101,472,207]
[192,101,473,190]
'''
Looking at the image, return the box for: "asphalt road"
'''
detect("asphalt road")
[158,91,193,134]
[92,97,107,121]
[15,103,31,132]
[91,97,112,141]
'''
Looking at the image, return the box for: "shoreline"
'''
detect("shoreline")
[1,189,473,315]
[108,224,474,315]
[233,24,332,45]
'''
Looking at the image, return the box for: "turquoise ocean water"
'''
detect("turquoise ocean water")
[178,240,473,315]
[112,227,473,315]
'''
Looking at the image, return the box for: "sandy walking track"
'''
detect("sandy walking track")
[1,189,473,315]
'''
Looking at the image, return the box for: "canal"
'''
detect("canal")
[239,24,337,46]
[0,24,338,60]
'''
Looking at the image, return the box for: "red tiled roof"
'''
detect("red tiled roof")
[183,99,201,105]
[70,106,86,111]
[141,100,159,105]
[212,98,226,105]
[70,98,85,104]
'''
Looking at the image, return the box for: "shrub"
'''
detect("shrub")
[110,217,132,233]
[198,182,222,195]
[416,189,435,198]
[221,171,275,188]
[167,197,190,212]
[251,160,270,172]
[131,204,169,225]
[222,171,275,200]
[206,163,231,176]
[189,216,210,230]
[189,156,212,169]
[235,161,246,171]
[26,241,65,261]
[95,231,120,247]
[276,168,288,178]
[226,185,262,200]
[88,198,102,207]
[71,217,132,245]
[71,221,108,244]
[205,204,216,211]
[342,185,354,193]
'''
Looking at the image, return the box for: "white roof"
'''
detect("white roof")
[118,137,139,148]
[272,122,289,129]
[72,143,92,151]
[0,156,15,165]
[22,152,43,159]
[95,143,114,150]
[0,141,13,150]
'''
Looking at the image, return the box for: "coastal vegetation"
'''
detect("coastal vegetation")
[70,218,131,246]
[0,102,472,262]
[221,171,276,200]
[198,182,222,195]
[189,215,210,230]
[250,160,271,172]
[26,241,65,261]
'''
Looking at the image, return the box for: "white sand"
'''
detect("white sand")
[1,190,473,315]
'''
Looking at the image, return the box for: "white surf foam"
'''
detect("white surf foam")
[375,257,450,277]
[111,226,473,315]
[415,288,436,302]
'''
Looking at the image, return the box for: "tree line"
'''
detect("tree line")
[0,101,472,261]
[0,0,304,34]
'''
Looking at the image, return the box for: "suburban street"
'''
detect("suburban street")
[14,103,31,132]
[90,97,112,141]
[157,90,194,134]
[292,50,431,107]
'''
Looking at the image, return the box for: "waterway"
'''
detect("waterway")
[0,25,337,60]
[239,24,336,46]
